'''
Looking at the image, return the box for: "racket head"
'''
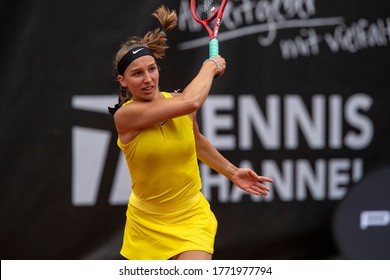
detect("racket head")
[190,0,223,24]
[190,0,228,58]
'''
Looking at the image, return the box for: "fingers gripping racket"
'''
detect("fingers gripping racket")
[190,0,228,58]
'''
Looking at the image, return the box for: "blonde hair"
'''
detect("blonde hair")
[113,5,177,104]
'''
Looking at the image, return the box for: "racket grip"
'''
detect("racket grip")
[209,38,219,58]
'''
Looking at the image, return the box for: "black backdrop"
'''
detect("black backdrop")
[1,0,390,260]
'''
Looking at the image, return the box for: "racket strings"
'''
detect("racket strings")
[194,0,222,21]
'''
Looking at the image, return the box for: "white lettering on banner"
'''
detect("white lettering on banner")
[280,19,390,59]
[284,95,326,149]
[202,95,235,150]
[71,96,131,206]
[324,18,390,53]
[71,93,372,205]
[201,158,363,202]
[344,94,374,150]
[72,126,111,206]
[238,95,280,150]
[200,93,370,202]
[360,210,390,230]
[203,93,373,150]
[177,0,390,59]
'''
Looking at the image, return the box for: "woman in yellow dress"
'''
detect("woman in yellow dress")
[109,5,273,260]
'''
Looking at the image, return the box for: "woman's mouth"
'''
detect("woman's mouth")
[143,86,154,94]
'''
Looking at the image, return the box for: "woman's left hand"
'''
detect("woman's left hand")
[230,168,272,196]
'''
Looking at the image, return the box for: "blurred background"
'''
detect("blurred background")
[1,0,389,260]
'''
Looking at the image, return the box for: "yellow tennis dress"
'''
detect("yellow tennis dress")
[118,92,218,260]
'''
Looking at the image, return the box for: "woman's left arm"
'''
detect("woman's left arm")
[192,114,272,196]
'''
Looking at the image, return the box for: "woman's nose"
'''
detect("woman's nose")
[144,71,152,82]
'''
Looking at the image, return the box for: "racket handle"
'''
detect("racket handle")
[209,38,219,58]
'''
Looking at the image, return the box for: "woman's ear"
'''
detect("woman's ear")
[117,75,126,88]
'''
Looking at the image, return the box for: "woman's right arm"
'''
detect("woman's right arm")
[177,56,226,111]
[114,56,226,133]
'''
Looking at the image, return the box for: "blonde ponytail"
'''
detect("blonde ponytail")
[143,5,177,59]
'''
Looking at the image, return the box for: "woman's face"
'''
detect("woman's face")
[117,55,159,102]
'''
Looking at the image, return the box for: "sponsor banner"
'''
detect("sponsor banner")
[1,0,389,259]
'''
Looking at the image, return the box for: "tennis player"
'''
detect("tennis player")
[109,5,272,260]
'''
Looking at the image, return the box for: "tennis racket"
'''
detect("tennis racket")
[190,0,228,58]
